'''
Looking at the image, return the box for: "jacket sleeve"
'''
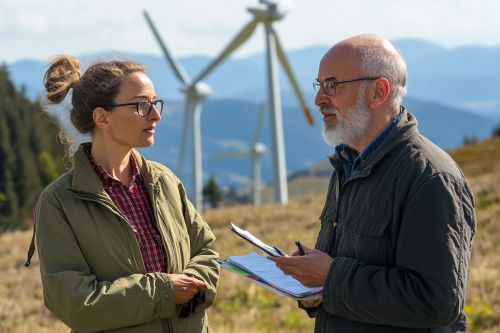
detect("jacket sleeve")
[35,190,177,332]
[177,182,220,310]
[321,173,476,327]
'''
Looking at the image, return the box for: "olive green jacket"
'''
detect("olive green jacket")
[33,144,219,333]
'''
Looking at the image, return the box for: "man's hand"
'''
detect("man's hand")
[169,274,208,304]
[301,295,323,308]
[268,244,333,288]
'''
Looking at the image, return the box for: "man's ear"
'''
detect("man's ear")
[92,107,111,129]
[368,77,390,109]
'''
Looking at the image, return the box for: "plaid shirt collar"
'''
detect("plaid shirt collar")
[84,146,141,188]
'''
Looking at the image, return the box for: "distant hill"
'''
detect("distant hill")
[6,39,499,192]
[42,95,495,193]
[393,38,500,119]
[7,38,500,119]
[137,96,493,191]
[281,136,500,202]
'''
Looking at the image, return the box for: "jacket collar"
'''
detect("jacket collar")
[329,106,419,178]
[70,142,161,196]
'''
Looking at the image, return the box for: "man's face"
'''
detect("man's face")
[320,84,370,147]
[315,46,371,147]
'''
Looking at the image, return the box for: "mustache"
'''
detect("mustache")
[319,105,337,115]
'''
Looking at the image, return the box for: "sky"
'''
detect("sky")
[2,0,500,64]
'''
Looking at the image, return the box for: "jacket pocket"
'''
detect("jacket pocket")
[343,214,390,237]
[338,214,392,265]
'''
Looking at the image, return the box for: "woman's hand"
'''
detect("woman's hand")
[169,274,208,304]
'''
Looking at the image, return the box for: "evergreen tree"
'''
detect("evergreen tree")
[493,124,500,138]
[202,175,222,209]
[0,65,65,231]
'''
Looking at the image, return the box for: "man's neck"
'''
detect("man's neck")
[349,110,396,152]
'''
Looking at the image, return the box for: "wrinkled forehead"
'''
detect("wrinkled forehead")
[317,44,362,81]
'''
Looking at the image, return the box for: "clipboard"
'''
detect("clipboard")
[228,222,286,257]
[218,253,322,300]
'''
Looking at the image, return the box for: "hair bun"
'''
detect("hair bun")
[44,56,81,104]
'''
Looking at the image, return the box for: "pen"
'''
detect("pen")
[273,246,286,256]
[295,240,306,256]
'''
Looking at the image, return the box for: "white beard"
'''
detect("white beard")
[321,85,370,147]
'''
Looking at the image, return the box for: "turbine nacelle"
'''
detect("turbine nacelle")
[180,82,212,99]
[248,6,285,22]
[252,142,267,156]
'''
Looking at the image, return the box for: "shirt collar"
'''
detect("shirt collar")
[331,106,403,177]
[84,146,141,188]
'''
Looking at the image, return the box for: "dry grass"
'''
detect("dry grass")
[1,138,499,332]
[0,231,68,333]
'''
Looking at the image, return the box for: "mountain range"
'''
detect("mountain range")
[4,38,499,190]
[8,38,500,118]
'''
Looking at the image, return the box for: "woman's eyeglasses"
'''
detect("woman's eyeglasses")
[103,100,164,117]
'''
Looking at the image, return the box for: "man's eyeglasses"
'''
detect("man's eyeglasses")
[103,100,164,117]
[313,77,379,96]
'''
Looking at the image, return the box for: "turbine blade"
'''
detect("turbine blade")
[193,19,259,84]
[252,102,266,146]
[143,10,191,85]
[210,150,251,160]
[178,101,192,176]
[272,27,315,126]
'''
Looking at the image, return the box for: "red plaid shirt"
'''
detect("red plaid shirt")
[86,149,167,272]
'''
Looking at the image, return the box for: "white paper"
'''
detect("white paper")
[228,252,323,298]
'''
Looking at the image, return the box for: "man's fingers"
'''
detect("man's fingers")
[301,297,322,308]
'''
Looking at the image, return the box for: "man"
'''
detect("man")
[269,34,476,332]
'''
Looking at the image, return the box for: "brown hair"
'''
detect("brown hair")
[44,56,145,134]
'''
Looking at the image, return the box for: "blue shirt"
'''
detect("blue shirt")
[333,110,402,181]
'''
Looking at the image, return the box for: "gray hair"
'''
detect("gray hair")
[359,43,407,111]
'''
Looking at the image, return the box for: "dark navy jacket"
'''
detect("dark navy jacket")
[313,110,476,333]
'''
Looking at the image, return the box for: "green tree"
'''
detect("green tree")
[203,175,223,209]
[493,124,500,138]
[463,135,478,146]
[0,65,65,231]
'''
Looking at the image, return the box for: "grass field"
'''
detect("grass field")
[0,138,499,332]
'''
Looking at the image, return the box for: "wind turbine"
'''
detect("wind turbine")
[189,0,315,205]
[211,103,268,206]
[143,11,211,211]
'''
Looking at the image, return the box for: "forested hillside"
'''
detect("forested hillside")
[0,65,65,230]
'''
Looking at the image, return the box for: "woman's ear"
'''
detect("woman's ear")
[368,77,390,109]
[92,107,111,129]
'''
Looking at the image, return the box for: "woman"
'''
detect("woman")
[26,56,219,332]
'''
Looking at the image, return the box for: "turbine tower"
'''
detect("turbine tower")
[211,103,268,206]
[144,0,314,208]
[144,11,211,211]
[190,0,315,205]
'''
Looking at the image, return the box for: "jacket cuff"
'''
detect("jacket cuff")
[157,273,177,318]
[183,267,217,308]
[298,300,318,318]
[321,257,356,315]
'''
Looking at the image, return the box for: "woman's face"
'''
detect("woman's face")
[105,72,161,150]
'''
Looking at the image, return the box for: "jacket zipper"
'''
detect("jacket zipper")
[331,164,369,256]
[331,173,341,256]
[149,184,175,274]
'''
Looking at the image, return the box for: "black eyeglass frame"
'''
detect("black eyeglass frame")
[313,77,380,95]
[102,99,165,117]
